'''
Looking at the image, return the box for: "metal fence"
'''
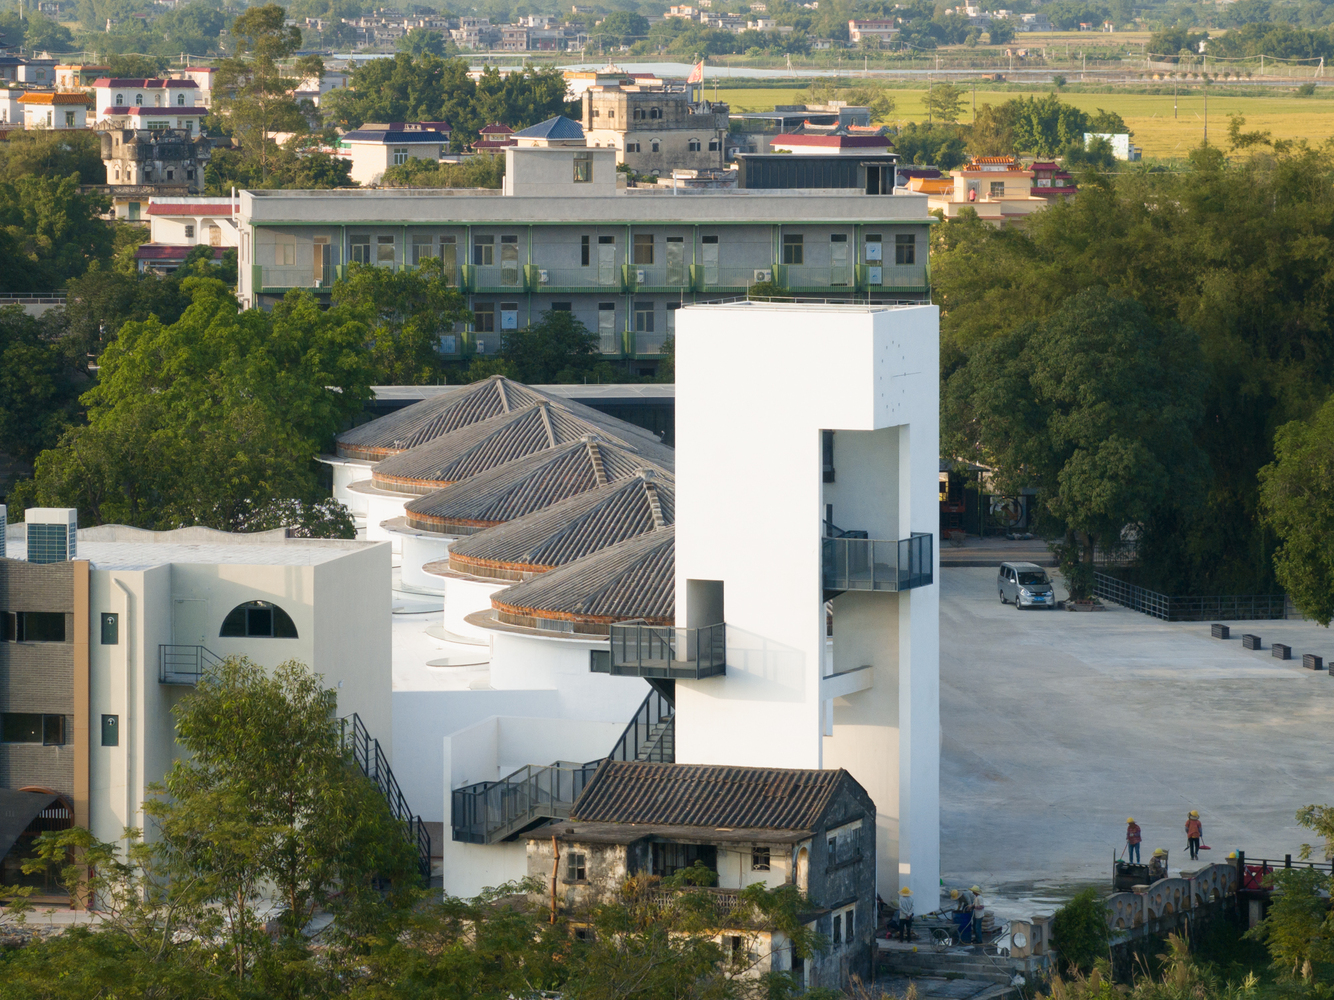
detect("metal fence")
[343,713,432,881]
[608,621,727,679]
[451,760,600,845]
[158,644,221,685]
[822,531,934,594]
[1093,572,1291,622]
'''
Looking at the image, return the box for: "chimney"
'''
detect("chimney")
[24,508,77,563]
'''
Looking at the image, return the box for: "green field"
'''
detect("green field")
[717,86,1334,158]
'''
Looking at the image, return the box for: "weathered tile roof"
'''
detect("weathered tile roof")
[447,466,671,577]
[403,437,661,534]
[571,761,850,832]
[335,374,670,464]
[491,525,674,625]
[369,402,664,494]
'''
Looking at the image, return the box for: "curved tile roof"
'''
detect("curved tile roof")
[571,761,850,832]
[403,436,658,535]
[448,466,672,579]
[491,526,674,629]
[370,402,657,494]
[336,374,670,465]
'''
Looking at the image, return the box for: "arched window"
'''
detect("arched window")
[116,93,124,105]
[135,94,142,105]
[177,93,185,106]
[687,137,701,152]
[649,107,661,119]
[220,601,298,638]
[154,93,162,106]
[651,140,660,153]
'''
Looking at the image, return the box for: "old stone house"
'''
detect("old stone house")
[526,760,876,990]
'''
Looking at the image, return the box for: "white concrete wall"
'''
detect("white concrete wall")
[393,689,553,823]
[488,629,648,719]
[366,492,410,549]
[440,714,626,897]
[503,145,617,197]
[313,543,394,750]
[672,301,940,906]
[443,574,507,640]
[399,530,455,593]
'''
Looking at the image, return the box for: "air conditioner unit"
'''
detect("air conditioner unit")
[754,268,772,282]
[635,269,646,283]
[539,269,550,284]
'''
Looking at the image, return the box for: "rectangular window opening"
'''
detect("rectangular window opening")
[101,613,119,645]
[751,847,771,871]
[566,851,587,881]
[633,233,654,265]
[101,714,119,747]
[782,234,804,265]
[895,234,916,266]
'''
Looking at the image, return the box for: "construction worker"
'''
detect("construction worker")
[1126,817,1142,864]
[950,887,974,940]
[898,886,914,942]
[1149,848,1168,881]
[971,886,984,944]
[1184,810,1203,861]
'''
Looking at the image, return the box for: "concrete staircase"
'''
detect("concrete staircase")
[879,944,1024,986]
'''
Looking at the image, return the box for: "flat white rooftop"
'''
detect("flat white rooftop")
[3,523,377,570]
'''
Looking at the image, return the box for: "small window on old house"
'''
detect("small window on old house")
[566,852,586,882]
[751,847,770,871]
[832,914,842,944]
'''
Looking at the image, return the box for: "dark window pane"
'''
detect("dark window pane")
[43,715,65,746]
[220,606,247,637]
[246,607,274,637]
[272,606,298,638]
[101,714,119,747]
[2,713,43,743]
[20,613,66,642]
[101,613,119,645]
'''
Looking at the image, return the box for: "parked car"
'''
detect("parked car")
[997,561,1056,609]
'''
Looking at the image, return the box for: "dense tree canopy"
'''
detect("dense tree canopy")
[15,278,372,531]
[324,56,574,146]
[935,144,1334,594]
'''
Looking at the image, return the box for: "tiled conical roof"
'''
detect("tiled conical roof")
[491,526,674,632]
[403,437,660,535]
[448,467,672,580]
[370,402,660,494]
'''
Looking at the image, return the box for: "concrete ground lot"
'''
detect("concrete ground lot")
[940,566,1334,918]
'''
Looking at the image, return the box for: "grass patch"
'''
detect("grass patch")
[716,85,1334,157]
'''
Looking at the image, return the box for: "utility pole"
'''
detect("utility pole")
[1203,83,1208,145]
[1174,79,1177,118]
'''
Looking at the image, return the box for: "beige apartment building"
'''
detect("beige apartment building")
[236,119,932,376]
[581,85,728,175]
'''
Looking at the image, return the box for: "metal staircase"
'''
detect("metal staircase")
[342,713,432,883]
[451,686,675,845]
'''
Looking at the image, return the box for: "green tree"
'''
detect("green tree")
[0,173,112,291]
[987,19,1015,44]
[924,82,966,124]
[398,26,447,55]
[1245,867,1334,981]
[944,288,1208,598]
[1050,887,1110,974]
[19,278,372,530]
[591,10,650,45]
[894,122,968,169]
[1259,395,1334,624]
[332,256,472,384]
[499,309,602,384]
[211,4,323,181]
[0,307,83,468]
[0,128,104,185]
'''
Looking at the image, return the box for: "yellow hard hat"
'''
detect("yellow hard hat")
[1153,848,1167,857]
[1126,817,1135,824]
[971,886,981,894]
[1227,852,1238,859]
[950,889,959,899]
[900,887,912,896]
[1189,810,1199,818]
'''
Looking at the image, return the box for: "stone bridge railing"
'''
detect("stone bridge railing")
[1106,863,1239,933]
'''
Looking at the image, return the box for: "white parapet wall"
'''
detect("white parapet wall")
[672,301,940,907]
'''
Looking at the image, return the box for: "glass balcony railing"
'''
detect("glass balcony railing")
[597,621,726,679]
[781,263,856,290]
[260,265,320,289]
[532,265,622,290]
[634,330,669,355]
[822,532,934,594]
[627,262,690,290]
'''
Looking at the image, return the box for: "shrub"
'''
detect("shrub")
[1051,887,1110,974]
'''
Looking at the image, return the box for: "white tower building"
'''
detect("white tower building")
[670,301,940,904]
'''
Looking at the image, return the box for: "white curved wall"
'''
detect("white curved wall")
[399,530,456,593]
[489,629,649,719]
[444,575,509,640]
[327,459,375,515]
[366,493,411,550]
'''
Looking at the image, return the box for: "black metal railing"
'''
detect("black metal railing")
[1235,851,1334,891]
[822,531,934,594]
[450,687,675,845]
[1093,572,1291,622]
[608,686,675,764]
[159,644,223,685]
[602,621,726,679]
[342,713,432,882]
[451,760,601,845]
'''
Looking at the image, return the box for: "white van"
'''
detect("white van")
[997,561,1056,609]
